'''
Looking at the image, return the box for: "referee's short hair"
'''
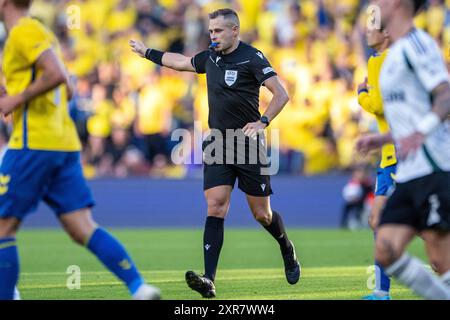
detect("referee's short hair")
[208,8,240,27]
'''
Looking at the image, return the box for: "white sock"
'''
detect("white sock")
[385,254,450,300]
[132,284,161,300]
[13,286,21,300]
[441,270,450,288]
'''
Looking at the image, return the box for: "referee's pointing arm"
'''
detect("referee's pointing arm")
[129,39,196,72]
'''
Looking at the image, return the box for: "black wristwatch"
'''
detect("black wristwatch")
[260,115,270,126]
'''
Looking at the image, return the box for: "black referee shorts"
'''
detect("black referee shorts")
[379,171,450,232]
[203,163,273,197]
[202,133,273,197]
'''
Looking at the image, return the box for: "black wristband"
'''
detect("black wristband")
[145,48,164,66]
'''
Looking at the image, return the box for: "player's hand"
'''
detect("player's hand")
[0,94,24,115]
[129,39,147,58]
[243,121,266,140]
[397,132,425,161]
[357,78,368,93]
[355,133,384,156]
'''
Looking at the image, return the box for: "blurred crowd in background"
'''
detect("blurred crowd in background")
[0,0,449,179]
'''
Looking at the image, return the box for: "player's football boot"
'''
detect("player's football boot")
[132,284,162,300]
[282,241,301,285]
[185,271,216,298]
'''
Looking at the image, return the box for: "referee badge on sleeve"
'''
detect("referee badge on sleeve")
[225,70,238,86]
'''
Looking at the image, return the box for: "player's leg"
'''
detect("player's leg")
[246,195,290,251]
[203,185,232,280]
[185,184,232,298]
[0,149,58,300]
[246,194,300,284]
[369,196,388,230]
[0,217,21,300]
[46,152,159,299]
[421,230,450,288]
[369,165,397,232]
[368,167,399,299]
[185,162,235,298]
[376,225,450,299]
[58,208,159,299]
[420,172,450,286]
[364,184,392,300]
[236,157,300,285]
[375,176,450,299]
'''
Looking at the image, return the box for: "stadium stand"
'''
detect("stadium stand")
[0,0,448,178]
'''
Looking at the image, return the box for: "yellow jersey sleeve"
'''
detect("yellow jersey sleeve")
[358,51,397,168]
[3,17,81,151]
[11,22,53,66]
[357,90,375,114]
[357,54,384,116]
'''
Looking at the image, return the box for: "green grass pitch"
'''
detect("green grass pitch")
[17,228,427,300]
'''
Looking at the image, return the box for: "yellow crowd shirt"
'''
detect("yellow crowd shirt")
[2,17,81,151]
[358,51,397,168]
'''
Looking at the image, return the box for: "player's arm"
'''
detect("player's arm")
[22,49,67,105]
[357,78,376,114]
[357,78,371,109]
[356,132,394,156]
[429,82,450,120]
[0,49,66,115]
[398,81,450,156]
[397,38,450,160]
[129,39,195,72]
[411,80,450,135]
[260,76,289,122]
[358,78,385,117]
[243,76,289,138]
[397,81,450,160]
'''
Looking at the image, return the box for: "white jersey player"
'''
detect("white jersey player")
[380,28,450,183]
[357,0,450,299]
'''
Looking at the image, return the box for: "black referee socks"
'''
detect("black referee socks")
[264,211,292,255]
[203,216,225,282]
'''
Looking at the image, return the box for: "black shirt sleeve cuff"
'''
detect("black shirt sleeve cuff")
[259,72,277,86]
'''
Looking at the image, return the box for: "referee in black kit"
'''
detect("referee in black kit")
[130,8,300,298]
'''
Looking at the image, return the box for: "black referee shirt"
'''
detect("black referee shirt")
[191,41,277,131]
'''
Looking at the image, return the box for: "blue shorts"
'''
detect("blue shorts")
[374,164,397,196]
[0,149,95,220]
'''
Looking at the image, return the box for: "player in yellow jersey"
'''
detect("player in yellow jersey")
[356,26,396,300]
[0,0,159,300]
